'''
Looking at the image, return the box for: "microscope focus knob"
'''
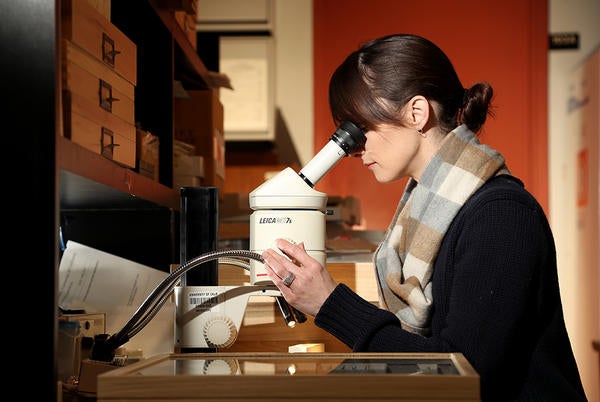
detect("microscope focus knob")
[203,316,237,348]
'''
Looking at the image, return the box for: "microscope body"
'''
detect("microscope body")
[174,121,365,350]
[249,167,328,284]
[175,168,327,350]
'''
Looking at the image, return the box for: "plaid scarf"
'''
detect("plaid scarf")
[373,125,511,335]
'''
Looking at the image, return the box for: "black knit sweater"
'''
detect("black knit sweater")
[315,175,587,401]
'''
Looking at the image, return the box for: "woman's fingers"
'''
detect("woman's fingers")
[274,239,312,266]
[262,248,296,282]
[262,238,336,317]
[262,259,287,287]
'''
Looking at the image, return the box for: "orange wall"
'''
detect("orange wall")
[313,0,548,231]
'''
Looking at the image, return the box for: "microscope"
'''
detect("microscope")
[89,121,365,361]
[174,121,366,350]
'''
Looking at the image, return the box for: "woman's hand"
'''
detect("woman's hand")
[261,238,338,316]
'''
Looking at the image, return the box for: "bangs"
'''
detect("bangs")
[329,52,392,131]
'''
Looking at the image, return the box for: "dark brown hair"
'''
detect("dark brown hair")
[329,34,493,133]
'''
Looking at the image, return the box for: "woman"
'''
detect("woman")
[261,34,586,401]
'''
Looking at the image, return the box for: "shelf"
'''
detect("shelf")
[58,136,179,210]
[150,0,212,90]
[56,0,219,270]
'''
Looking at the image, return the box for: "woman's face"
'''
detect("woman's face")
[360,123,423,183]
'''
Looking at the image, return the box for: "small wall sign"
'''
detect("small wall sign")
[549,32,579,50]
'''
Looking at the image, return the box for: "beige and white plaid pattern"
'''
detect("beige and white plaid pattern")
[374,125,510,335]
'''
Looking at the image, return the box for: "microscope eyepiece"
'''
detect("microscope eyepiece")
[299,121,366,187]
[331,121,366,155]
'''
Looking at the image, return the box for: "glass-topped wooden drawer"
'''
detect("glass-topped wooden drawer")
[97,352,480,401]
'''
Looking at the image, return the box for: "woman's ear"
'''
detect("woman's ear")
[408,95,429,131]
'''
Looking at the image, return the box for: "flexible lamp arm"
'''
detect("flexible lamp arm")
[91,249,264,362]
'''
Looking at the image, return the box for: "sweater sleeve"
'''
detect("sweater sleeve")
[315,283,446,352]
[314,283,406,350]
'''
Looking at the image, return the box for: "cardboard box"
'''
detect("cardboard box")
[136,129,160,181]
[174,89,225,192]
[173,154,204,177]
[173,153,204,189]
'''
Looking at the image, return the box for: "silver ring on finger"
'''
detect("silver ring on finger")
[282,272,295,286]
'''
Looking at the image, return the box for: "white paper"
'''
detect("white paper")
[220,57,268,131]
[58,240,174,357]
